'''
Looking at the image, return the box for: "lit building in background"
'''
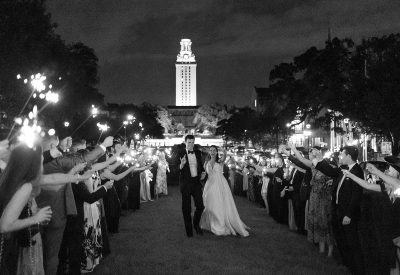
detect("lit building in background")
[176,39,197,106]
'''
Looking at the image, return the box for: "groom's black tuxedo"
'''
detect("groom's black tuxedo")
[179,149,204,189]
[178,149,205,236]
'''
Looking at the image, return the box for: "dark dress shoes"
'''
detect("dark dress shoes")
[194,225,203,235]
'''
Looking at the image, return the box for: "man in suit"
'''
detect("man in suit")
[178,135,206,237]
[313,146,365,275]
[37,136,114,275]
[287,155,308,235]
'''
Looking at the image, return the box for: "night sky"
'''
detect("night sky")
[47,0,400,107]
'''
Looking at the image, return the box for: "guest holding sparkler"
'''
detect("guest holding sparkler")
[36,136,114,275]
[155,152,170,198]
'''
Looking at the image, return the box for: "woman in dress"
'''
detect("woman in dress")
[288,142,334,257]
[155,152,170,198]
[0,143,89,275]
[200,146,249,237]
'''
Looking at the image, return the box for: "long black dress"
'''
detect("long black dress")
[102,177,121,234]
[127,171,141,211]
[271,167,288,225]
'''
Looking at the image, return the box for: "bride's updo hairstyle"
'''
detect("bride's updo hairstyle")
[209,145,219,162]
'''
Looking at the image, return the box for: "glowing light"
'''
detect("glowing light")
[91,105,99,117]
[33,93,37,98]
[64,121,70,127]
[49,84,52,89]
[394,188,400,197]
[139,122,143,127]
[123,121,129,126]
[45,91,59,103]
[31,73,46,92]
[24,79,28,84]
[18,122,42,149]
[16,74,21,79]
[324,151,333,159]
[97,122,109,132]
[14,117,23,125]
[39,93,45,99]
[303,130,312,136]
[134,133,140,140]
[127,114,134,121]
[48,129,56,136]
[286,123,291,128]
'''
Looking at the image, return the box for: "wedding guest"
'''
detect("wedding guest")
[0,144,51,275]
[37,136,113,275]
[155,152,170,198]
[288,143,334,256]
[313,146,365,274]
[0,143,91,275]
[343,159,400,274]
[287,152,309,235]
[246,166,257,202]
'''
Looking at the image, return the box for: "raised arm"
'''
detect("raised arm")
[0,183,52,233]
[286,142,313,168]
[40,172,91,186]
[366,163,400,189]
[253,164,277,174]
[342,169,381,192]
[101,166,135,181]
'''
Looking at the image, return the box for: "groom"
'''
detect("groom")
[179,135,206,237]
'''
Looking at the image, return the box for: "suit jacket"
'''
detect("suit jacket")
[36,146,105,228]
[178,149,204,188]
[288,155,311,197]
[315,160,364,221]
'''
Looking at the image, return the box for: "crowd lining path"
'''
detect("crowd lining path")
[93,186,349,275]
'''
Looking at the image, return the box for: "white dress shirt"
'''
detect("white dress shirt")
[336,163,356,204]
[186,149,198,177]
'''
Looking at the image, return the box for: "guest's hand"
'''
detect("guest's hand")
[200,172,206,180]
[70,162,87,174]
[342,216,351,225]
[102,136,114,148]
[180,156,187,169]
[34,206,52,224]
[104,180,114,190]
[59,137,72,152]
[341,169,353,178]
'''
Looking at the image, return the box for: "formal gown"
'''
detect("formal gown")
[155,160,169,195]
[82,173,103,273]
[200,162,249,237]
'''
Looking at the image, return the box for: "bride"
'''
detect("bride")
[200,146,249,237]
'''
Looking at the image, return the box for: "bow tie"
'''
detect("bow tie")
[188,151,194,154]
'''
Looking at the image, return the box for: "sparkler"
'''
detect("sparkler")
[96,122,109,143]
[7,73,50,139]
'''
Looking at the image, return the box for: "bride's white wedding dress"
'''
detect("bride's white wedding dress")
[200,161,249,237]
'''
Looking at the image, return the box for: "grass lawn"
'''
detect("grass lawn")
[93,186,349,275]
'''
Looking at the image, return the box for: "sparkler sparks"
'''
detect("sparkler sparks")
[97,123,109,132]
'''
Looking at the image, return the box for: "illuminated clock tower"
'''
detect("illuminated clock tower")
[176,39,197,106]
